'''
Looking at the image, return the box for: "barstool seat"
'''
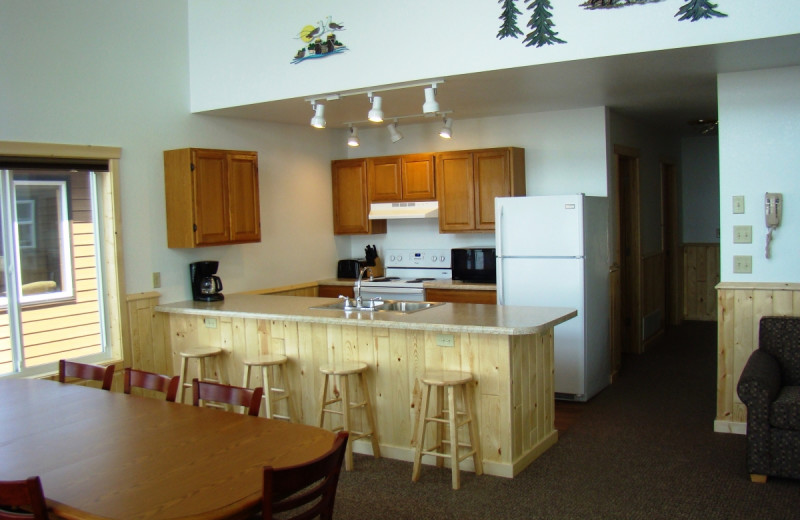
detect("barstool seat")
[242,354,298,421]
[177,346,224,405]
[318,361,380,470]
[411,370,483,489]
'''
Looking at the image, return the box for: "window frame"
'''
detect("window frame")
[0,141,125,377]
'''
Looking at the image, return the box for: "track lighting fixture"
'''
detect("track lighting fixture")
[310,103,326,129]
[367,93,384,123]
[439,117,453,139]
[387,121,403,143]
[347,126,360,147]
[422,87,439,114]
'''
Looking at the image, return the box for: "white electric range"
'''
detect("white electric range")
[358,249,451,302]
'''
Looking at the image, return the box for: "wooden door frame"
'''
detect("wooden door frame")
[660,161,682,327]
[613,145,643,355]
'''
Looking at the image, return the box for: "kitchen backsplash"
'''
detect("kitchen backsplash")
[337,218,495,261]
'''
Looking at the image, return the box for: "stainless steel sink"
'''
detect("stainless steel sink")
[309,299,443,314]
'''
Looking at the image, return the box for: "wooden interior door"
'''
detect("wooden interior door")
[614,146,642,355]
[661,162,681,326]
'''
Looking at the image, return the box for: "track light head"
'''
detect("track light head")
[367,94,384,123]
[310,103,326,128]
[347,126,360,147]
[387,122,403,143]
[439,117,453,139]
[422,87,439,114]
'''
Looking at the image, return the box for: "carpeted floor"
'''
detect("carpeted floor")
[332,321,799,519]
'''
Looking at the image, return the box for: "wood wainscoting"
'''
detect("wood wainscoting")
[715,282,800,434]
[683,243,719,321]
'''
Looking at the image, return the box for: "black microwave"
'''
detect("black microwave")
[451,247,496,283]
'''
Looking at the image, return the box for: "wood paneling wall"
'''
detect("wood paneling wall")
[684,243,719,321]
[715,282,800,434]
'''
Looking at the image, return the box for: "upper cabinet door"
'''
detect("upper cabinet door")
[436,151,476,232]
[473,149,510,231]
[401,154,435,201]
[332,159,386,235]
[227,152,261,243]
[368,157,402,202]
[191,149,231,246]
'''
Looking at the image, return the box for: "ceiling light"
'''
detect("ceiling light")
[422,87,439,114]
[387,122,403,143]
[310,103,326,128]
[367,94,384,122]
[439,117,453,139]
[347,126,360,147]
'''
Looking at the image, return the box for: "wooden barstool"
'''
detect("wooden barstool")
[242,354,298,421]
[317,361,381,470]
[177,346,224,404]
[411,370,483,489]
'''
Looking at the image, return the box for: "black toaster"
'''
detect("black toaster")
[337,259,365,279]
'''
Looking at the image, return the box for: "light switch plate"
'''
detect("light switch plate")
[733,255,752,274]
[733,195,745,214]
[733,225,752,244]
[152,272,161,288]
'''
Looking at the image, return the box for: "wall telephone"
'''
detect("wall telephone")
[764,192,782,258]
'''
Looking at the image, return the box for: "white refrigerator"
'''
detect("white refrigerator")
[495,194,610,401]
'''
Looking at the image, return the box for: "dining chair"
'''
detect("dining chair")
[124,368,180,402]
[192,379,264,416]
[262,431,348,520]
[58,360,115,391]
[0,476,49,520]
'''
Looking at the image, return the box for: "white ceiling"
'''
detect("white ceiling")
[202,34,800,137]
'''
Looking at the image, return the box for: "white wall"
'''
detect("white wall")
[681,136,720,243]
[335,107,609,259]
[189,0,800,110]
[718,66,800,282]
[1,1,339,303]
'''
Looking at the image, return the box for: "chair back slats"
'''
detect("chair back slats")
[262,431,348,520]
[124,368,180,402]
[58,360,115,391]
[192,379,264,416]
[0,476,49,520]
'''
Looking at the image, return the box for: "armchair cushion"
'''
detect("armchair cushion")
[770,386,800,430]
[760,316,800,385]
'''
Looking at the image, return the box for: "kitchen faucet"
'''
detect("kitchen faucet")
[354,266,373,307]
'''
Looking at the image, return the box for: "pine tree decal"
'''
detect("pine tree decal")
[497,0,524,39]
[523,0,566,47]
[675,0,727,21]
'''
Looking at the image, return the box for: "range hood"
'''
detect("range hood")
[368,200,439,220]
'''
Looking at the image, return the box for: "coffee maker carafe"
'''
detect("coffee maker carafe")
[189,261,224,301]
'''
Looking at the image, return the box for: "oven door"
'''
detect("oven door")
[359,286,425,302]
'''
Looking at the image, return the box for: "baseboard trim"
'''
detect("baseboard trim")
[714,420,746,435]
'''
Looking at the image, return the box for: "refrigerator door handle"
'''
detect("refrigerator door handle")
[496,205,504,305]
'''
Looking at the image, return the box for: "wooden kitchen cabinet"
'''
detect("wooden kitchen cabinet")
[318,284,354,298]
[436,147,526,233]
[164,148,261,248]
[425,288,497,304]
[331,159,386,235]
[369,154,435,201]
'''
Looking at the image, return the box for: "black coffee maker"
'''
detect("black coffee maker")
[189,261,224,301]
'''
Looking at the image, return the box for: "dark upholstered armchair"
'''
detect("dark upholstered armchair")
[736,316,800,482]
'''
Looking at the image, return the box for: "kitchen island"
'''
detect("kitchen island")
[155,294,575,477]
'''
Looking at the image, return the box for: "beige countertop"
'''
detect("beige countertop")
[318,278,496,291]
[155,294,574,336]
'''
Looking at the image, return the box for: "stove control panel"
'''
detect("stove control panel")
[384,249,450,269]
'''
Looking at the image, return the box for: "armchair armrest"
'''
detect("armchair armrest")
[737,349,782,407]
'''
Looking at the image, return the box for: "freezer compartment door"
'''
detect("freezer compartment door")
[496,195,584,257]
[498,257,585,397]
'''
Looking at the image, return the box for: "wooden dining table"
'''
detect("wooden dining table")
[0,378,335,520]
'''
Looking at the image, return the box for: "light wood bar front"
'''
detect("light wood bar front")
[156,294,576,478]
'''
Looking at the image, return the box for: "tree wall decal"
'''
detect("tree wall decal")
[675,0,728,21]
[497,0,524,39]
[523,0,567,47]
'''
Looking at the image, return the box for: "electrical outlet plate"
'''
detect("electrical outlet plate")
[733,255,752,274]
[732,195,745,214]
[733,225,752,244]
[204,317,217,329]
[436,334,454,347]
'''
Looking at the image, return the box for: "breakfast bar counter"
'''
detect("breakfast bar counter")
[156,294,576,477]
